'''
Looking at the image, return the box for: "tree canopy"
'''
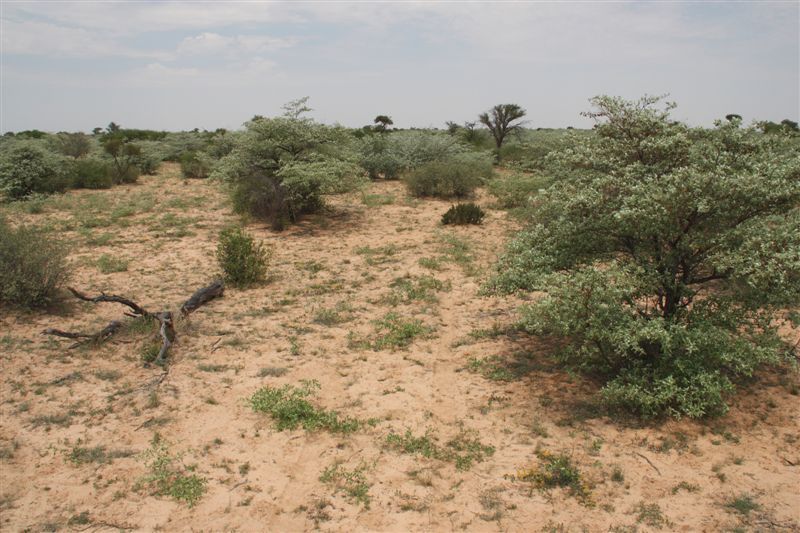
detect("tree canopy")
[488,94,800,418]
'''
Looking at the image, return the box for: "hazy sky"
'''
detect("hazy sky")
[1,1,798,132]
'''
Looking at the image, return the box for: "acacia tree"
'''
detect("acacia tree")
[374,115,394,133]
[488,95,800,418]
[478,103,526,157]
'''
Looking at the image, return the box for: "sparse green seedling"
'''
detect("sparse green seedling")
[137,435,206,507]
[632,502,669,529]
[369,313,434,350]
[96,254,129,273]
[512,449,590,502]
[383,275,450,305]
[249,380,361,433]
[671,481,700,494]
[385,428,494,471]
[320,461,372,508]
[354,244,399,265]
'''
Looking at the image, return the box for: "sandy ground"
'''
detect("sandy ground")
[1,163,798,532]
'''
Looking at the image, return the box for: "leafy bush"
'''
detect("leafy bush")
[215,102,364,229]
[441,203,485,225]
[57,132,92,159]
[216,226,270,288]
[488,95,800,419]
[179,151,212,179]
[487,172,551,209]
[70,159,114,189]
[405,158,488,198]
[102,137,141,184]
[0,144,71,199]
[0,218,70,308]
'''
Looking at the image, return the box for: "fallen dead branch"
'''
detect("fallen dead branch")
[43,280,224,366]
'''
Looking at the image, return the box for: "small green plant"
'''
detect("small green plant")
[319,462,372,508]
[671,481,700,494]
[633,501,669,529]
[385,428,494,471]
[370,313,434,350]
[249,380,361,433]
[441,203,485,225]
[465,356,515,381]
[313,302,353,326]
[217,226,271,288]
[384,275,449,305]
[725,493,760,515]
[96,254,128,273]
[137,434,206,507]
[0,219,70,308]
[354,244,398,265]
[513,449,590,501]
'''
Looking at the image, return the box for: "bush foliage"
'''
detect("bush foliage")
[0,218,70,308]
[441,203,486,225]
[0,144,71,199]
[488,95,800,419]
[214,98,363,229]
[405,155,491,198]
[216,226,271,288]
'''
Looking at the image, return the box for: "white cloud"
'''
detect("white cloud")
[176,32,295,57]
[0,19,167,59]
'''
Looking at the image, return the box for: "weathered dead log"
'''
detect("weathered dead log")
[43,320,123,348]
[43,281,222,366]
[68,287,150,317]
[153,311,175,366]
[180,279,224,316]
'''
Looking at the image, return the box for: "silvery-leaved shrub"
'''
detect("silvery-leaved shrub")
[486,95,800,419]
[0,143,72,200]
[0,218,70,308]
[214,98,363,230]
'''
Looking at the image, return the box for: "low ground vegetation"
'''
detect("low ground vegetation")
[0,95,797,531]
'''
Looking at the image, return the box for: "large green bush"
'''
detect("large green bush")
[0,144,71,200]
[488,95,800,419]
[215,99,363,229]
[179,151,212,179]
[405,154,491,199]
[70,158,115,189]
[0,218,70,308]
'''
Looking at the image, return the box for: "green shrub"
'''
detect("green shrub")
[0,144,71,199]
[487,172,551,209]
[179,151,211,179]
[216,226,270,288]
[70,159,114,189]
[441,203,485,225]
[250,380,361,433]
[216,106,364,229]
[405,160,486,199]
[488,95,800,419]
[0,218,70,308]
